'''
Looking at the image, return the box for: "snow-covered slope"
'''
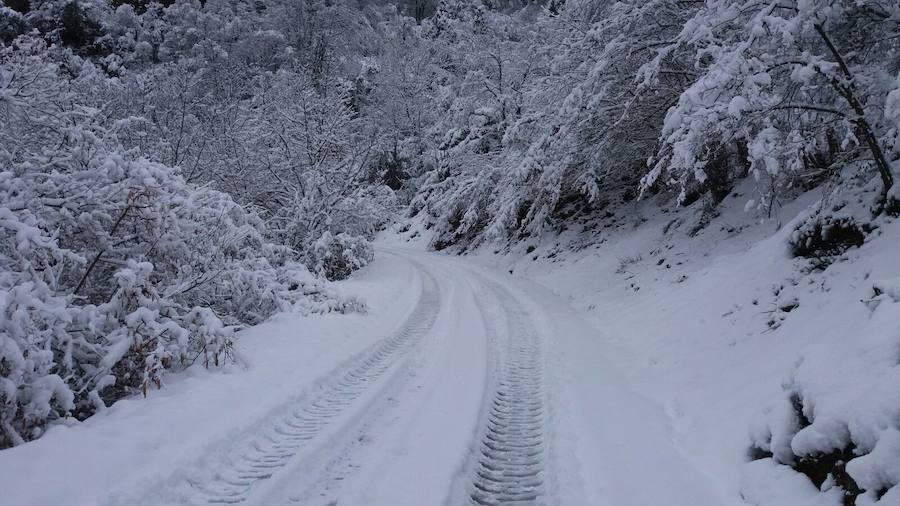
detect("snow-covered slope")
[390,181,900,505]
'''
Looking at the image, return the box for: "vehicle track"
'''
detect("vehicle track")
[188,268,441,505]
[466,280,546,506]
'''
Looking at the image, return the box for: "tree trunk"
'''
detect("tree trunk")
[814,24,895,213]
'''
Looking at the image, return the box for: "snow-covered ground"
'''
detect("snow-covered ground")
[2,183,898,506]
[0,238,733,505]
[390,181,900,506]
[0,255,428,505]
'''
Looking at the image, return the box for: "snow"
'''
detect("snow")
[874,276,900,303]
[253,249,490,506]
[2,171,899,506]
[3,1,899,504]
[0,254,420,505]
[729,95,749,117]
[388,176,900,505]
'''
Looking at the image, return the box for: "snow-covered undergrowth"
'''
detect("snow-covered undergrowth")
[306,231,376,281]
[0,37,363,449]
[393,179,900,505]
[404,0,900,255]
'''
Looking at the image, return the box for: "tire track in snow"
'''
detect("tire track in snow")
[254,252,490,506]
[465,280,547,506]
[186,267,441,505]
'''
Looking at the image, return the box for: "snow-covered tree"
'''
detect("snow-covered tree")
[0,35,362,447]
[641,0,899,214]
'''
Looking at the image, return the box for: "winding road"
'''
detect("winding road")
[158,248,567,506]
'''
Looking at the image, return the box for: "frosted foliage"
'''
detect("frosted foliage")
[410,0,898,248]
[642,0,899,211]
[306,232,375,281]
[0,36,361,448]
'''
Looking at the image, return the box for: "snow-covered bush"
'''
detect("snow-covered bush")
[790,213,868,265]
[0,5,26,42]
[412,162,502,250]
[0,36,363,448]
[0,278,77,447]
[94,261,193,400]
[786,169,890,271]
[306,232,374,281]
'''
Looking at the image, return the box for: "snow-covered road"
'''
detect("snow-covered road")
[0,248,727,506]
[191,248,556,506]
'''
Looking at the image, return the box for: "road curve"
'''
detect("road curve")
[142,248,566,506]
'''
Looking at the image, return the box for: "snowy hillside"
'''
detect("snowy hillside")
[393,180,900,505]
